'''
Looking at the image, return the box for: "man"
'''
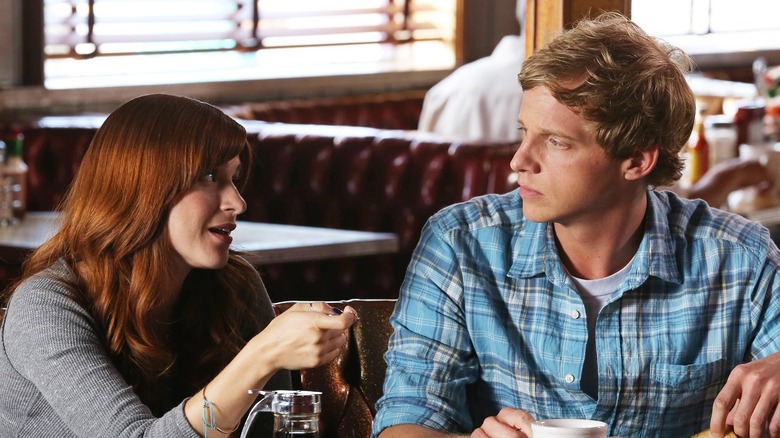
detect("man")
[418,0,771,207]
[373,12,780,438]
[417,0,525,142]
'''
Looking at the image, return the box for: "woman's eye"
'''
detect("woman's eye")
[201,172,217,183]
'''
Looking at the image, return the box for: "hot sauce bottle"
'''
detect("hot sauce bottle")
[687,116,709,185]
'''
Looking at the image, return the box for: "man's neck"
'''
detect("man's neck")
[553,191,648,280]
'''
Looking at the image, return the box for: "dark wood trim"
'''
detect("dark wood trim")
[21,0,44,86]
[525,0,631,58]
[457,0,520,65]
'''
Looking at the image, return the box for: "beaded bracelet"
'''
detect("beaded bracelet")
[202,386,240,437]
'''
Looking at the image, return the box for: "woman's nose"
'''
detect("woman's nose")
[225,185,247,215]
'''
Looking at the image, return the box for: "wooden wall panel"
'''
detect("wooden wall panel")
[457,0,521,65]
[525,0,631,58]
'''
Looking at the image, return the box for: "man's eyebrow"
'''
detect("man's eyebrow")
[517,120,579,142]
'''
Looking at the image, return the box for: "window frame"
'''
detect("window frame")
[17,0,778,114]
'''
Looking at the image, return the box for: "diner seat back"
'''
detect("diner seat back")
[0,116,518,300]
[227,90,426,130]
[272,298,397,438]
[242,122,518,300]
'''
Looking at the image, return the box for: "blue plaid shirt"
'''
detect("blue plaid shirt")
[373,189,780,437]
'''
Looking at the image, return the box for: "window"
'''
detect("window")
[632,0,780,69]
[42,0,456,89]
[633,0,780,36]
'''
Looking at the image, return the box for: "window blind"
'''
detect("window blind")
[43,0,452,58]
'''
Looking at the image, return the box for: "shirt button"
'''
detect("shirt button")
[569,309,580,319]
[564,374,576,384]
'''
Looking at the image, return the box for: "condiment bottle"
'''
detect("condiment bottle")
[764,103,780,142]
[5,132,28,220]
[734,101,766,146]
[705,115,738,167]
[687,116,709,185]
[0,141,14,227]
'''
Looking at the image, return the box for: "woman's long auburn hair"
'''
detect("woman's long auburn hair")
[10,94,261,414]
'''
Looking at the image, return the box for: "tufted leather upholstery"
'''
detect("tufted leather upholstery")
[226,90,427,130]
[272,299,397,438]
[4,124,95,212]
[239,121,518,300]
[0,113,518,300]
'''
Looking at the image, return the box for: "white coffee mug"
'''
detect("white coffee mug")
[531,418,608,438]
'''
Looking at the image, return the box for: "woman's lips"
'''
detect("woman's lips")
[208,224,236,245]
[209,229,233,245]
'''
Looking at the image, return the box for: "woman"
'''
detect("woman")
[0,93,356,437]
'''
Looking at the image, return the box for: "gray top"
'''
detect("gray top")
[0,259,288,437]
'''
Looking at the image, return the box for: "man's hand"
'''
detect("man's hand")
[711,353,780,437]
[471,408,535,438]
[689,158,774,208]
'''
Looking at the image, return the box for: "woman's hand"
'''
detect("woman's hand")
[182,302,357,436]
[251,302,358,372]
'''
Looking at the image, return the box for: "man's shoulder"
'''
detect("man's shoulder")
[428,190,524,234]
[653,190,772,253]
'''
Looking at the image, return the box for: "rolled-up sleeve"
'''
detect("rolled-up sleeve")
[372,219,479,436]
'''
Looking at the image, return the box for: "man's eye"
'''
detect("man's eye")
[547,138,563,148]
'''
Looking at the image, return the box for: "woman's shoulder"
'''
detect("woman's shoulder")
[12,259,76,300]
[6,260,92,330]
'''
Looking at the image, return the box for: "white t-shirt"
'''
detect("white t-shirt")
[569,258,634,399]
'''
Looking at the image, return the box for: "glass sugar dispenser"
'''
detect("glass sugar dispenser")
[241,390,322,438]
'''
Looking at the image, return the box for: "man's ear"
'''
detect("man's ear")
[623,147,659,181]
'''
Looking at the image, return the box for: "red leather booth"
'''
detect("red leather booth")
[1,112,518,301]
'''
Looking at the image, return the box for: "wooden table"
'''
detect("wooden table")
[0,212,399,265]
